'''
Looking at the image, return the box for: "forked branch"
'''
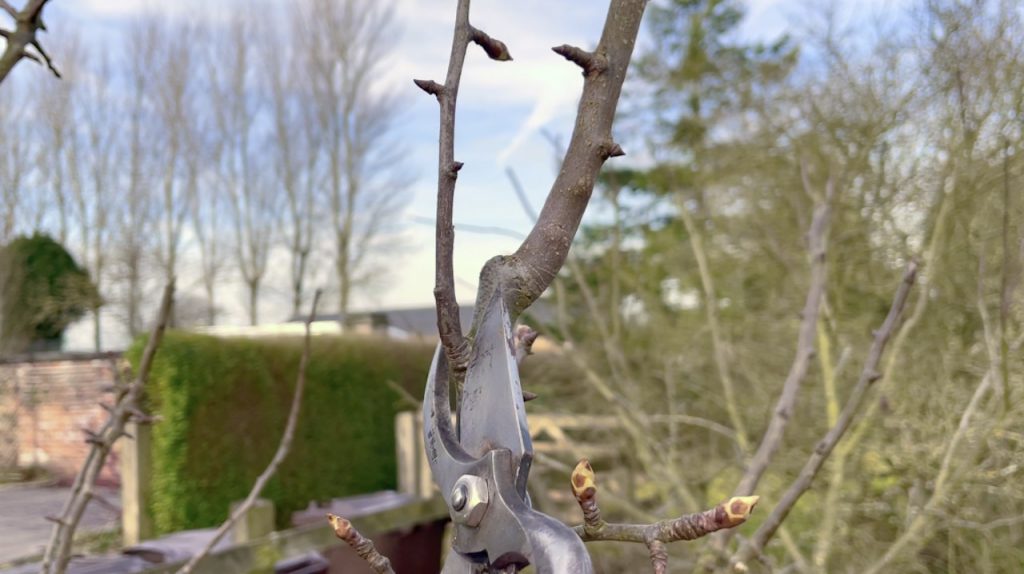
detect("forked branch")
[0,0,60,84]
[570,460,758,574]
[419,0,647,377]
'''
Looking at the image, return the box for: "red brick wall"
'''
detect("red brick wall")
[0,354,123,486]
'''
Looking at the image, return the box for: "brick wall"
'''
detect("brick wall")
[0,353,123,485]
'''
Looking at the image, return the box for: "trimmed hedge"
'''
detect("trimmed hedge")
[128,332,434,535]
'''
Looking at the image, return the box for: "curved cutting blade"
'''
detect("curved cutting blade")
[458,289,534,497]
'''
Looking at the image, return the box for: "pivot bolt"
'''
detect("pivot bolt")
[451,484,468,511]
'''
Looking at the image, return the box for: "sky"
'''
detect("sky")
[36,0,798,351]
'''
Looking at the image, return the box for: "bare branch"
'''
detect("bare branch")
[570,459,758,573]
[41,281,175,574]
[327,514,395,574]
[731,263,918,570]
[30,38,59,77]
[0,0,58,83]
[429,0,475,374]
[482,0,646,322]
[732,174,835,496]
[176,290,322,574]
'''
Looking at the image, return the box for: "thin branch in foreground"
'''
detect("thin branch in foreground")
[41,281,175,574]
[570,459,758,574]
[730,263,918,570]
[176,290,322,574]
[327,513,395,574]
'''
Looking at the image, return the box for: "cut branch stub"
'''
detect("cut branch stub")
[470,26,512,61]
[552,44,608,77]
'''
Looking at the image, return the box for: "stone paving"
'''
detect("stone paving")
[0,483,120,566]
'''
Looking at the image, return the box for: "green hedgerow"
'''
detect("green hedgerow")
[127,332,434,534]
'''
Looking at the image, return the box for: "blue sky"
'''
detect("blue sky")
[32,0,802,349]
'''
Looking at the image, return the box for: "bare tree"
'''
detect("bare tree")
[113,19,159,337]
[188,157,227,326]
[72,48,118,350]
[296,0,407,325]
[152,21,199,291]
[264,20,322,318]
[0,79,32,242]
[208,15,275,325]
[36,38,75,245]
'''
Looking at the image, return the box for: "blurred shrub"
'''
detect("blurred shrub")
[128,332,434,534]
[0,233,100,354]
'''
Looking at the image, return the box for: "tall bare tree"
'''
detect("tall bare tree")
[0,78,32,242]
[263,21,322,318]
[152,21,199,291]
[210,15,275,325]
[114,19,159,337]
[68,47,118,350]
[297,0,407,325]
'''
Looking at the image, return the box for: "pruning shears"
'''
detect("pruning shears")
[423,290,593,573]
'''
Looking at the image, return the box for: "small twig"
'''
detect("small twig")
[327,514,395,574]
[176,290,322,574]
[731,263,918,570]
[570,459,758,573]
[30,38,59,77]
